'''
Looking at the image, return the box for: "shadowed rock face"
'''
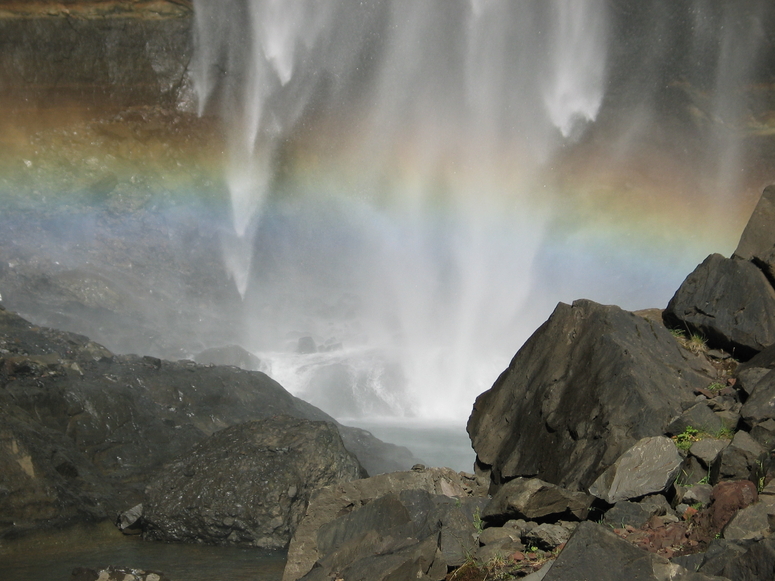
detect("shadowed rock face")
[467,299,711,492]
[663,254,775,360]
[0,1,194,109]
[0,305,419,537]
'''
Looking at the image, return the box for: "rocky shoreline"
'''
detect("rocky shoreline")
[2,3,775,580]
[1,186,774,580]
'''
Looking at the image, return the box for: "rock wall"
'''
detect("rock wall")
[0,1,194,109]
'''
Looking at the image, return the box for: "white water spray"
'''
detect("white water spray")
[190,0,771,422]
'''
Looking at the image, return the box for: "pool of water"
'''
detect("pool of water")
[343,419,477,474]
[0,523,286,581]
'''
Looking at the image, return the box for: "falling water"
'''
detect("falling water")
[191,0,774,422]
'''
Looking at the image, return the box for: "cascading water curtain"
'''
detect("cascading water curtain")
[191,0,773,421]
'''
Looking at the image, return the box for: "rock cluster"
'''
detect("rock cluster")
[275,185,775,580]
[0,306,419,544]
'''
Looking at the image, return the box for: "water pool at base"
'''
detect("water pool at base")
[0,523,285,581]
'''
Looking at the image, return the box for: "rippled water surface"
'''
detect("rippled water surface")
[0,523,285,581]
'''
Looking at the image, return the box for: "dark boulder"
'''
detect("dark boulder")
[481,477,592,524]
[194,344,261,370]
[142,415,365,548]
[663,254,775,360]
[734,184,775,285]
[741,369,775,428]
[542,521,721,581]
[722,537,775,581]
[0,405,119,534]
[468,300,709,492]
[283,467,480,581]
[0,307,420,536]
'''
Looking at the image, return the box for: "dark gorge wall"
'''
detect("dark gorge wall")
[0,1,194,109]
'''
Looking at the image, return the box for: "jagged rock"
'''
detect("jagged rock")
[283,467,480,581]
[741,369,775,428]
[604,500,660,529]
[297,490,482,581]
[697,538,752,576]
[523,523,572,550]
[683,485,713,507]
[0,3,193,109]
[0,406,119,534]
[468,300,708,492]
[721,537,775,580]
[117,503,144,535]
[733,184,775,284]
[542,521,721,581]
[482,477,593,524]
[667,403,724,436]
[710,432,764,483]
[142,416,365,549]
[475,538,524,563]
[750,419,775,450]
[663,254,775,360]
[690,439,731,469]
[589,437,682,504]
[478,525,522,547]
[723,502,774,541]
[194,344,261,370]
[0,307,421,537]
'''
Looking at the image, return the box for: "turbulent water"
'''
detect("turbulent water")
[190,0,775,422]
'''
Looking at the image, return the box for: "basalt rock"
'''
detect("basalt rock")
[142,416,365,549]
[589,437,683,504]
[468,300,709,492]
[482,477,593,524]
[0,307,420,536]
[734,184,775,285]
[663,254,775,360]
[542,521,724,581]
[283,467,481,581]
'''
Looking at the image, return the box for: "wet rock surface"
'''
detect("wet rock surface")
[142,416,365,549]
[0,305,419,537]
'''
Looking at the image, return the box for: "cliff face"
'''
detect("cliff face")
[0,1,194,109]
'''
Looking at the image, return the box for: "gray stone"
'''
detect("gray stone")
[117,503,144,535]
[723,502,774,542]
[667,403,724,437]
[732,431,765,458]
[736,367,770,398]
[683,484,713,507]
[589,437,683,504]
[603,501,654,529]
[475,539,524,563]
[482,477,593,523]
[699,539,752,576]
[478,526,521,546]
[524,523,571,550]
[194,344,261,370]
[750,419,775,450]
[469,300,708,492]
[721,537,775,581]
[690,439,730,468]
[542,521,719,581]
[663,253,775,360]
[142,416,364,549]
[741,369,775,427]
[283,467,478,581]
[734,184,775,284]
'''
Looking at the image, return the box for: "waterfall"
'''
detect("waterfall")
[191,0,773,421]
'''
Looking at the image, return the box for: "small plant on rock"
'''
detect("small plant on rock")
[707,382,725,392]
[672,426,701,450]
